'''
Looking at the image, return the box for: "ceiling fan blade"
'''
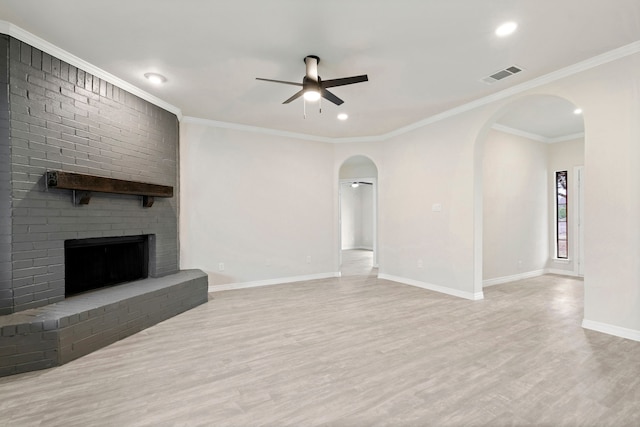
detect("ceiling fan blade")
[256,78,303,87]
[321,89,344,106]
[321,75,368,89]
[283,89,305,104]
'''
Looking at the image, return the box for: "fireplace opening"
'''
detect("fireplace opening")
[64,235,149,297]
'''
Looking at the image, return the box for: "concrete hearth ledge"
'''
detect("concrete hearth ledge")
[0,269,208,377]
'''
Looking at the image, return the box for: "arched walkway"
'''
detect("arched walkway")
[338,155,379,276]
[473,94,585,295]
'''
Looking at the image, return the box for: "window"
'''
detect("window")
[556,171,568,258]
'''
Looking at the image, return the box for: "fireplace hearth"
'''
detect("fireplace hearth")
[64,235,149,297]
[0,36,200,378]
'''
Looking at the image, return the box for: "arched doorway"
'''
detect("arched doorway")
[475,94,585,292]
[338,155,378,276]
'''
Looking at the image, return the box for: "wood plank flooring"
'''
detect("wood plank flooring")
[340,249,375,277]
[1,271,639,426]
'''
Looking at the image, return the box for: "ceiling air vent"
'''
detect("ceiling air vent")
[481,65,523,84]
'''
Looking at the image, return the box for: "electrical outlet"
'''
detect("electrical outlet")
[218,262,225,271]
[306,255,312,264]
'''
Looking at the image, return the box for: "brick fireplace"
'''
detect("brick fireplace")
[0,35,207,376]
[0,34,180,314]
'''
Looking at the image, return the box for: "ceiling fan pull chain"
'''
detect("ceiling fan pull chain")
[319,96,322,114]
[303,97,307,119]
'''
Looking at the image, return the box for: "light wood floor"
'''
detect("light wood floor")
[1,272,640,426]
[340,249,376,277]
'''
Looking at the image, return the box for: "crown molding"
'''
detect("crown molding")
[0,20,183,120]
[547,132,585,144]
[491,124,549,143]
[186,39,640,143]
[491,124,585,144]
[181,116,335,143]
[2,20,638,143]
[180,117,390,144]
[373,40,640,143]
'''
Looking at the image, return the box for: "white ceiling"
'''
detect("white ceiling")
[1,1,639,140]
[495,95,585,141]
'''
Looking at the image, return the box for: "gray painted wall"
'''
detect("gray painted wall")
[0,35,12,314]
[1,36,179,314]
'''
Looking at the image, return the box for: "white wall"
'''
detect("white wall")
[340,183,356,250]
[482,130,549,282]
[334,115,485,300]
[333,51,640,333]
[575,53,640,337]
[477,51,640,337]
[547,138,585,275]
[179,122,336,287]
[339,157,378,179]
[180,49,640,339]
[482,132,584,283]
[360,184,374,249]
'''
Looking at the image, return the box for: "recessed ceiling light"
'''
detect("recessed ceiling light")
[144,72,167,84]
[337,113,349,121]
[574,108,583,115]
[495,21,518,37]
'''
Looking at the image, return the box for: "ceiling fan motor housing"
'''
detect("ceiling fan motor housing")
[304,55,320,83]
[302,76,321,92]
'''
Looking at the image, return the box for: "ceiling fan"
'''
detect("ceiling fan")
[256,55,368,106]
[350,181,373,188]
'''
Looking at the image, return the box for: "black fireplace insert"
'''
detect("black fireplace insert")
[64,235,149,297]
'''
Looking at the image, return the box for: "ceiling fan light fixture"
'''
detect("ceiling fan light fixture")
[574,108,583,115]
[337,113,349,121]
[351,182,359,188]
[144,72,167,84]
[303,90,321,102]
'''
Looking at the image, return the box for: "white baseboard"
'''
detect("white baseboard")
[483,270,546,287]
[208,272,340,292]
[482,268,583,287]
[545,268,581,277]
[378,273,483,301]
[342,246,374,251]
[582,319,640,342]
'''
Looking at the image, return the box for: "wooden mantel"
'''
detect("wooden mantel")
[45,170,173,207]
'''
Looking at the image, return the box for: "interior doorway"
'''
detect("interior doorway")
[338,156,378,276]
[340,247,376,277]
[477,94,585,290]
